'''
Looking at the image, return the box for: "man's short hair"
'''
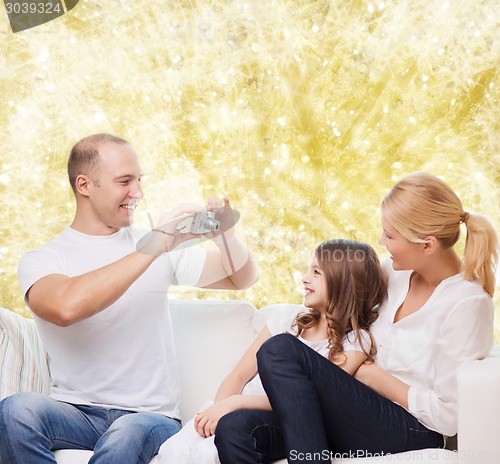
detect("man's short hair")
[67,133,129,193]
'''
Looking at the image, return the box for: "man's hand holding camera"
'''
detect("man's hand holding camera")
[203,196,237,240]
[138,196,238,256]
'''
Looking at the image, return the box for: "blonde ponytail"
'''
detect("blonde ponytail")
[462,212,498,297]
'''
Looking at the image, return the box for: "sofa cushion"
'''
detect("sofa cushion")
[0,307,51,400]
[170,299,257,422]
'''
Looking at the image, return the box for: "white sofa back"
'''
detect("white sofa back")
[170,299,260,421]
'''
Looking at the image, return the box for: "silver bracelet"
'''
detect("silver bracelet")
[152,228,176,236]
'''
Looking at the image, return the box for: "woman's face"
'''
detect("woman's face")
[379,217,423,271]
[302,256,328,311]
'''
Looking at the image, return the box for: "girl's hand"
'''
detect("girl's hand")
[194,396,240,438]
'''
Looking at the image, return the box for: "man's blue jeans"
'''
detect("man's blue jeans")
[215,334,444,464]
[0,392,181,464]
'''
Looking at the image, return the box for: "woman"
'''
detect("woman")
[215,172,498,463]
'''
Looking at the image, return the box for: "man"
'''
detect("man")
[0,134,259,464]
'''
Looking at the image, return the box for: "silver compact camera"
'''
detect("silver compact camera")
[190,211,221,234]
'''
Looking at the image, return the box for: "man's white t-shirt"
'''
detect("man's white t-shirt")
[18,227,206,420]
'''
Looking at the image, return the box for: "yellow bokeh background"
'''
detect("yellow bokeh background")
[0,1,499,337]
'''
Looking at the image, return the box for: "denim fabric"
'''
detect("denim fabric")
[216,334,443,464]
[216,409,285,464]
[0,392,181,464]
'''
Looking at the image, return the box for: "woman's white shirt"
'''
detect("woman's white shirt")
[370,259,494,437]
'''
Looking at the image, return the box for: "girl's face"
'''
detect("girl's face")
[302,256,328,311]
[379,217,423,271]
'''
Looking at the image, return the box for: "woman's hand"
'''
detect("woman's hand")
[194,396,240,438]
[355,362,410,409]
[353,361,377,386]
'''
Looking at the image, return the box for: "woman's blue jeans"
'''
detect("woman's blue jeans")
[215,334,444,464]
[0,392,181,464]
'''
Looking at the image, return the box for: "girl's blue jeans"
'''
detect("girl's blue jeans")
[0,392,181,464]
[215,333,444,464]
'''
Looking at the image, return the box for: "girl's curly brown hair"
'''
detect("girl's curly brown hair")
[294,239,387,365]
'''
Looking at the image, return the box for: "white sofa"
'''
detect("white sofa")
[1,300,499,464]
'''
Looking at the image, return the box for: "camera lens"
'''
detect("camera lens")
[208,218,220,231]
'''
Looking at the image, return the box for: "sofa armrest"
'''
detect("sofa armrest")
[0,307,51,400]
[457,345,500,464]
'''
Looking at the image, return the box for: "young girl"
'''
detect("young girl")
[156,239,387,464]
[215,172,498,464]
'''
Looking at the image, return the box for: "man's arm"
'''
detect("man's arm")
[194,197,259,290]
[196,235,259,290]
[27,204,199,327]
[26,250,159,327]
